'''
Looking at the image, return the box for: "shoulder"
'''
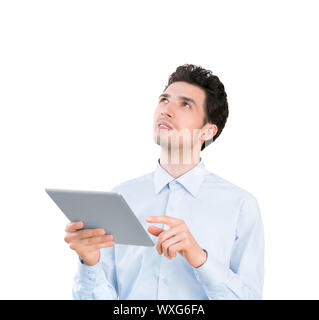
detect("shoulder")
[203,170,261,221]
[111,170,154,193]
[203,170,258,201]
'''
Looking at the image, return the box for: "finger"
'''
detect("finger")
[147,225,164,237]
[161,233,185,258]
[71,234,114,248]
[80,234,114,246]
[94,241,115,249]
[75,241,115,256]
[146,215,182,228]
[166,240,185,259]
[65,221,83,232]
[156,226,184,254]
[64,228,105,242]
[83,240,115,252]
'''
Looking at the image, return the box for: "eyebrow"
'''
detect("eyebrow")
[158,93,197,108]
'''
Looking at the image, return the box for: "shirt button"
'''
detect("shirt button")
[159,274,167,283]
[169,181,178,190]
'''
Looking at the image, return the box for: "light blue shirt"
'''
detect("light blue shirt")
[72,158,264,300]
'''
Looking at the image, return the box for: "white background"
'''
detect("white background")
[0,0,318,299]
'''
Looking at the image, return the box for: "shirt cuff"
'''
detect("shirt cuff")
[193,249,228,287]
[78,256,103,285]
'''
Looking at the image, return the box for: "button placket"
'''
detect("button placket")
[157,184,177,298]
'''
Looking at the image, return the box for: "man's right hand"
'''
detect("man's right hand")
[64,221,115,266]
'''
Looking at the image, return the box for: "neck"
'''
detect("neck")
[159,147,201,179]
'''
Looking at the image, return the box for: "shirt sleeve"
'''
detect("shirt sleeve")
[72,245,119,300]
[192,195,265,300]
[72,185,122,300]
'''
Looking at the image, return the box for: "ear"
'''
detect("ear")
[201,124,218,142]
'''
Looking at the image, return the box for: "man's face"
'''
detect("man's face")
[153,81,208,154]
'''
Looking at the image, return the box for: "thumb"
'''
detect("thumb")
[147,225,164,237]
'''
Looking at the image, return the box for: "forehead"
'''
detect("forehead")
[164,81,206,106]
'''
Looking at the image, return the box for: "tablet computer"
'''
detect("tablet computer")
[45,188,154,247]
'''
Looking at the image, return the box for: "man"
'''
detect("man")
[65,64,265,299]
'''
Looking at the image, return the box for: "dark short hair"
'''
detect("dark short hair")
[164,64,229,151]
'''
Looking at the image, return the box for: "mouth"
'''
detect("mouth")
[157,121,174,131]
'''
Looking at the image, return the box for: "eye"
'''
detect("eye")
[160,98,168,103]
[183,102,191,108]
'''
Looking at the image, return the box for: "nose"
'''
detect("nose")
[160,100,175,119]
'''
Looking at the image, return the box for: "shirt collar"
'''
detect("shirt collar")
[153,157,210,198]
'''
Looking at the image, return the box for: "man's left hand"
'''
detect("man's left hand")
[146,215,207,268]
